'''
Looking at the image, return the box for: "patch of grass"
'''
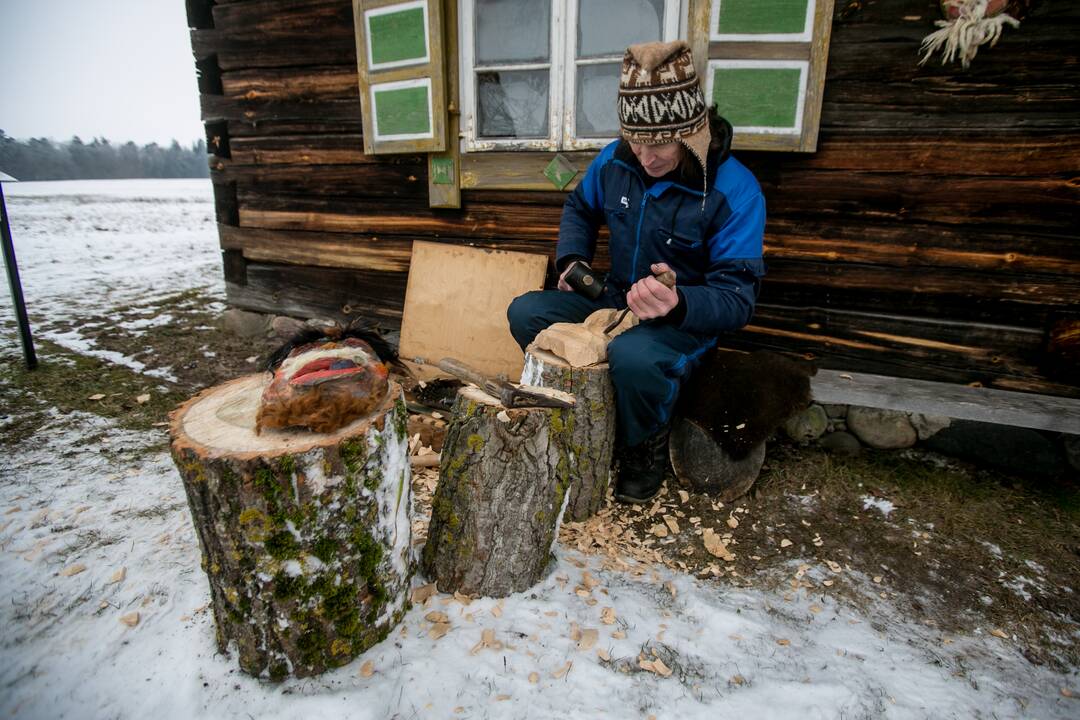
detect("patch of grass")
[0,340,185,444]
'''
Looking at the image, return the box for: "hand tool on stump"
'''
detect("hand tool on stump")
[603,269,676,335]
[437,357,574,409]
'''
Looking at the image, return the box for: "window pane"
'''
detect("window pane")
[477,70,550,138]
[476,0,551,64]
[575,63,620,137]
[578,0,664,59]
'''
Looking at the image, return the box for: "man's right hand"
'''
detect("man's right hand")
[557,261,579,292]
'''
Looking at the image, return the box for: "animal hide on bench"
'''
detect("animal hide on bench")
[677,349,817,460]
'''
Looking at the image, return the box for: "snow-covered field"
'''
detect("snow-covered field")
[1,180,1076,719]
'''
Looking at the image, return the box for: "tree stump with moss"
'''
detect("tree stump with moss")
[422,384,576,597]
[521,345,615,521]
[169,373,413,680]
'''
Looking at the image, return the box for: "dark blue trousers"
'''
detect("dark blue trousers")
[507,289,714,448]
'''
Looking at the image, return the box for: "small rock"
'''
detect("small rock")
[783,404,829,442]
[819,431,861,456]
[271,315,307,339]
[909,413,951,441]
[822,403,848,419]
[847,407,917,449]
[223,308,270,338]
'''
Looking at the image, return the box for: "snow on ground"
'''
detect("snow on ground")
[0,179,220,378]
[1,180,1077,719]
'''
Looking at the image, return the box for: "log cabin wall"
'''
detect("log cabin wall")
[188,0,1080,398]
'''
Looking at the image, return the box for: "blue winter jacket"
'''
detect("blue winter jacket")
[557,139,766,337]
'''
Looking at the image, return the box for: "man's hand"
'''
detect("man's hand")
[557,261,580,292]
[627,263,678,320]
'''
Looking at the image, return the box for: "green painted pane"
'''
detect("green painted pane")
[711,68,801,128]
[431,157,454,184]
[374,85,431,136]
[369,6,427,65]
[716,0,809,35]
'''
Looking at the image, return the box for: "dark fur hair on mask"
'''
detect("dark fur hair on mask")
[264,319,399,373]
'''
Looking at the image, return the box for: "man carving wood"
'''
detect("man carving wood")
[507,40,766,504]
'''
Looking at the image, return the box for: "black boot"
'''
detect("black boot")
[614,427,671,504]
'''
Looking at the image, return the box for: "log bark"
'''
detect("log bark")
[170,374,413,680]
[422,385,576,597]
[669,417,766,502]
[521,346,615,521]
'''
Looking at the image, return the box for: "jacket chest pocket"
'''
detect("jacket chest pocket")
[656,227,705,262]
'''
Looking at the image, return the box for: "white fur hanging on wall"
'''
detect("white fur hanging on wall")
[919,0,1021,68]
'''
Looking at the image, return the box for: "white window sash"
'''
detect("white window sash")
[461,0,685,152]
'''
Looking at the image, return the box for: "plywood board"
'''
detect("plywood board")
[399,241,547,381]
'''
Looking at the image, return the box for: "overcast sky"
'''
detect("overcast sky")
[0,0,203,146]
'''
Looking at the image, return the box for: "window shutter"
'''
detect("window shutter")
[353,0,447,154]
[693,0,835,152]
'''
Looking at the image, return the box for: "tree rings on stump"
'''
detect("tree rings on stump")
[422,384,576,598]
[669,417,765,501]
[169,373,413,679]
[522,345,615,521]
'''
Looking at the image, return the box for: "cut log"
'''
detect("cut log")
[521,345,615,521]
[169,373,413,680]
[422,384,576,597]
[669,417,766,501]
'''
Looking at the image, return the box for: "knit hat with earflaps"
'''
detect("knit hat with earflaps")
[618,40,711,191]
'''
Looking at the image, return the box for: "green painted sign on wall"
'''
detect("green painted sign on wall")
[373,82,432,138]
[368,3,428,67]
[710,66,802,129]
[431,157,455,185]
[716,0,810,35]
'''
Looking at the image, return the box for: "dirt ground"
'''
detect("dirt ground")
[3,283,1078,674]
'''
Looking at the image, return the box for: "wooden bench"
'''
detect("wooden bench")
[811,369,1080,436]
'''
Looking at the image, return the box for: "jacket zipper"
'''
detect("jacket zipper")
[630,193,650,284]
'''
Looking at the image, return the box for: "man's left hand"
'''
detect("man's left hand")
[627,263,678,320]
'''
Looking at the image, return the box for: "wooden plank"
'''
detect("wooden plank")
[221,67,359,101]
[811,369,1080,434]
[427,0,460,208]
[217,225,551,270]
[763,218,1080,275]
[398,241,548,381]
[460,151,599,192]
[200,95,362,124]
[228,134,372,165]
[227,261,407,326]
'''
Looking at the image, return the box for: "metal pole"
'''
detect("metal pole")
[0,181,37,370]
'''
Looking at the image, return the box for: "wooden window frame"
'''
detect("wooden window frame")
[698,0,835,152]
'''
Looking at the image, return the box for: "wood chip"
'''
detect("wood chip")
[359,660,374,678]
[108,567,127,584]
[600,607,616,625]
[678,490,689,503]
[663,515,680,535]
[577,628,598,651]
[135,393,151,404]
[453,590,473,605]
[490,602,503,618]
[776,638,790,646]
[990,628,1009,639]
[611,630,626,639]
[411,583,437,604]
[809,605,823,614]
[425,611,449,623]
[528,671,540,684]
[1061,687,1076,698]
[428,622,451,640]
[826,560,843,573]
[471,628,503,654]
[639,658,673,677]
[60,563,87,577]
[120,612,140,627]
[649,523,668,538]
[779,539,793,548]
[88,394,105,401]
[496,410,511,423]
[726,516,739,529]
[702,528,735,561]
[551,661,572,679]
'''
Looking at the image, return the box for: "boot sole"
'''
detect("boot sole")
[613,488,661,505]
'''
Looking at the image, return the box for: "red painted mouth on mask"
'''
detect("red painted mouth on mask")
[288,357,363,386]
